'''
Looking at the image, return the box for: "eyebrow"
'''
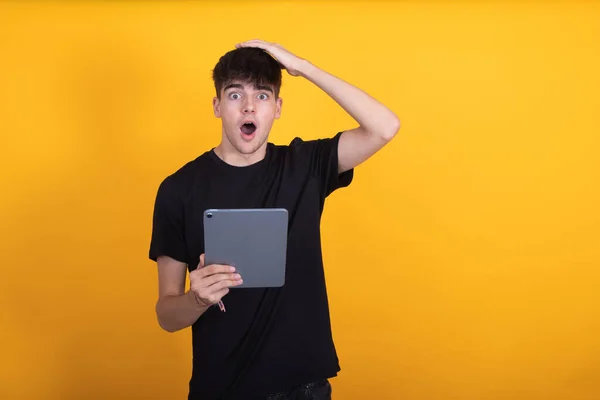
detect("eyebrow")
[254,84,274,93]
[223,83,244,92]
[223,83,273,94]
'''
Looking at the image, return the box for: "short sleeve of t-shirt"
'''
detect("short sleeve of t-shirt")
[291,131,354,198]
[148,176,188,264]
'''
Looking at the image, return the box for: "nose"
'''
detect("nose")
[242,98,256,114]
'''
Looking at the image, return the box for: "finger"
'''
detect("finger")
[237,40,270,49]
[197,288,228,306]
[199,253,205,268]
[195,277,242,296]
[211,287,230,303]
[200,272,241,288]
[239,39,266,45]
[197,280,237,304]
[196,264,236,278]
[210,278,243,292]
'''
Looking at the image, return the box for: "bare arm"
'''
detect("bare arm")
[236,40,401,174]
[297,62,401,174]
[155,256,207,332]
[155,255,243,332]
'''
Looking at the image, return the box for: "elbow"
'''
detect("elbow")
[155,301,179,333]
[379,115,401,142]
[157,318,178,333]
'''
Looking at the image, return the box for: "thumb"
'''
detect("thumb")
[199,253,205,268]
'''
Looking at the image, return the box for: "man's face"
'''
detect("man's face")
[213,81,282,156]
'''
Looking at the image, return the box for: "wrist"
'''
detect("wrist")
[296,59,318,79]
[187,290,209,311]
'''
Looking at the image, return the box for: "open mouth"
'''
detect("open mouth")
[241,122,257,136]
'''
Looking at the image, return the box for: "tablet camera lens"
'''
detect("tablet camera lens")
[207,213,212,218]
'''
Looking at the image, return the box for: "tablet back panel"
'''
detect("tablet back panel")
[203,208,288,288]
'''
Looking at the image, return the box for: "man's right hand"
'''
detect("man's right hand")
[189,254,243,307]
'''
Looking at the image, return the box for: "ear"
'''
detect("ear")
[213,96,221,118]
[275,97,283,119]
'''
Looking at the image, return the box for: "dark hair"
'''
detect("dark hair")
[212,47,282,99]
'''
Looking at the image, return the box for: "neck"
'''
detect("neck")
[213,140,268,167]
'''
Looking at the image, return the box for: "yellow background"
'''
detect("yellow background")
[1,1,599,399]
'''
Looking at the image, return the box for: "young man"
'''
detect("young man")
[149,40,400,399]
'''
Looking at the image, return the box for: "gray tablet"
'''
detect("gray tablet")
[203,208,288,288]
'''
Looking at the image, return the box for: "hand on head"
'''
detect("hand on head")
[236,39,306,77]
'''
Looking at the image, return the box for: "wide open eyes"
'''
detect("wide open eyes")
[227,92,269,101]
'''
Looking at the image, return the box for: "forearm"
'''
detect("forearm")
[155,290,208,332]
[297,60,400,139]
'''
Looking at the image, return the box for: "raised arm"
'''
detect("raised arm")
[236,40,401,174]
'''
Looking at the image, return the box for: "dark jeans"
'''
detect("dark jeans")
[265,380,332,400]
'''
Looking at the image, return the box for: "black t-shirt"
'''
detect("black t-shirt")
[149,132,354,399]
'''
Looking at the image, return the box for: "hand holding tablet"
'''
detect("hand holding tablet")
[189,254,242,312]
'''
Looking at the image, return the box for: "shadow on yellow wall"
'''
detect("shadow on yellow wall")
[1,1,599,399]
